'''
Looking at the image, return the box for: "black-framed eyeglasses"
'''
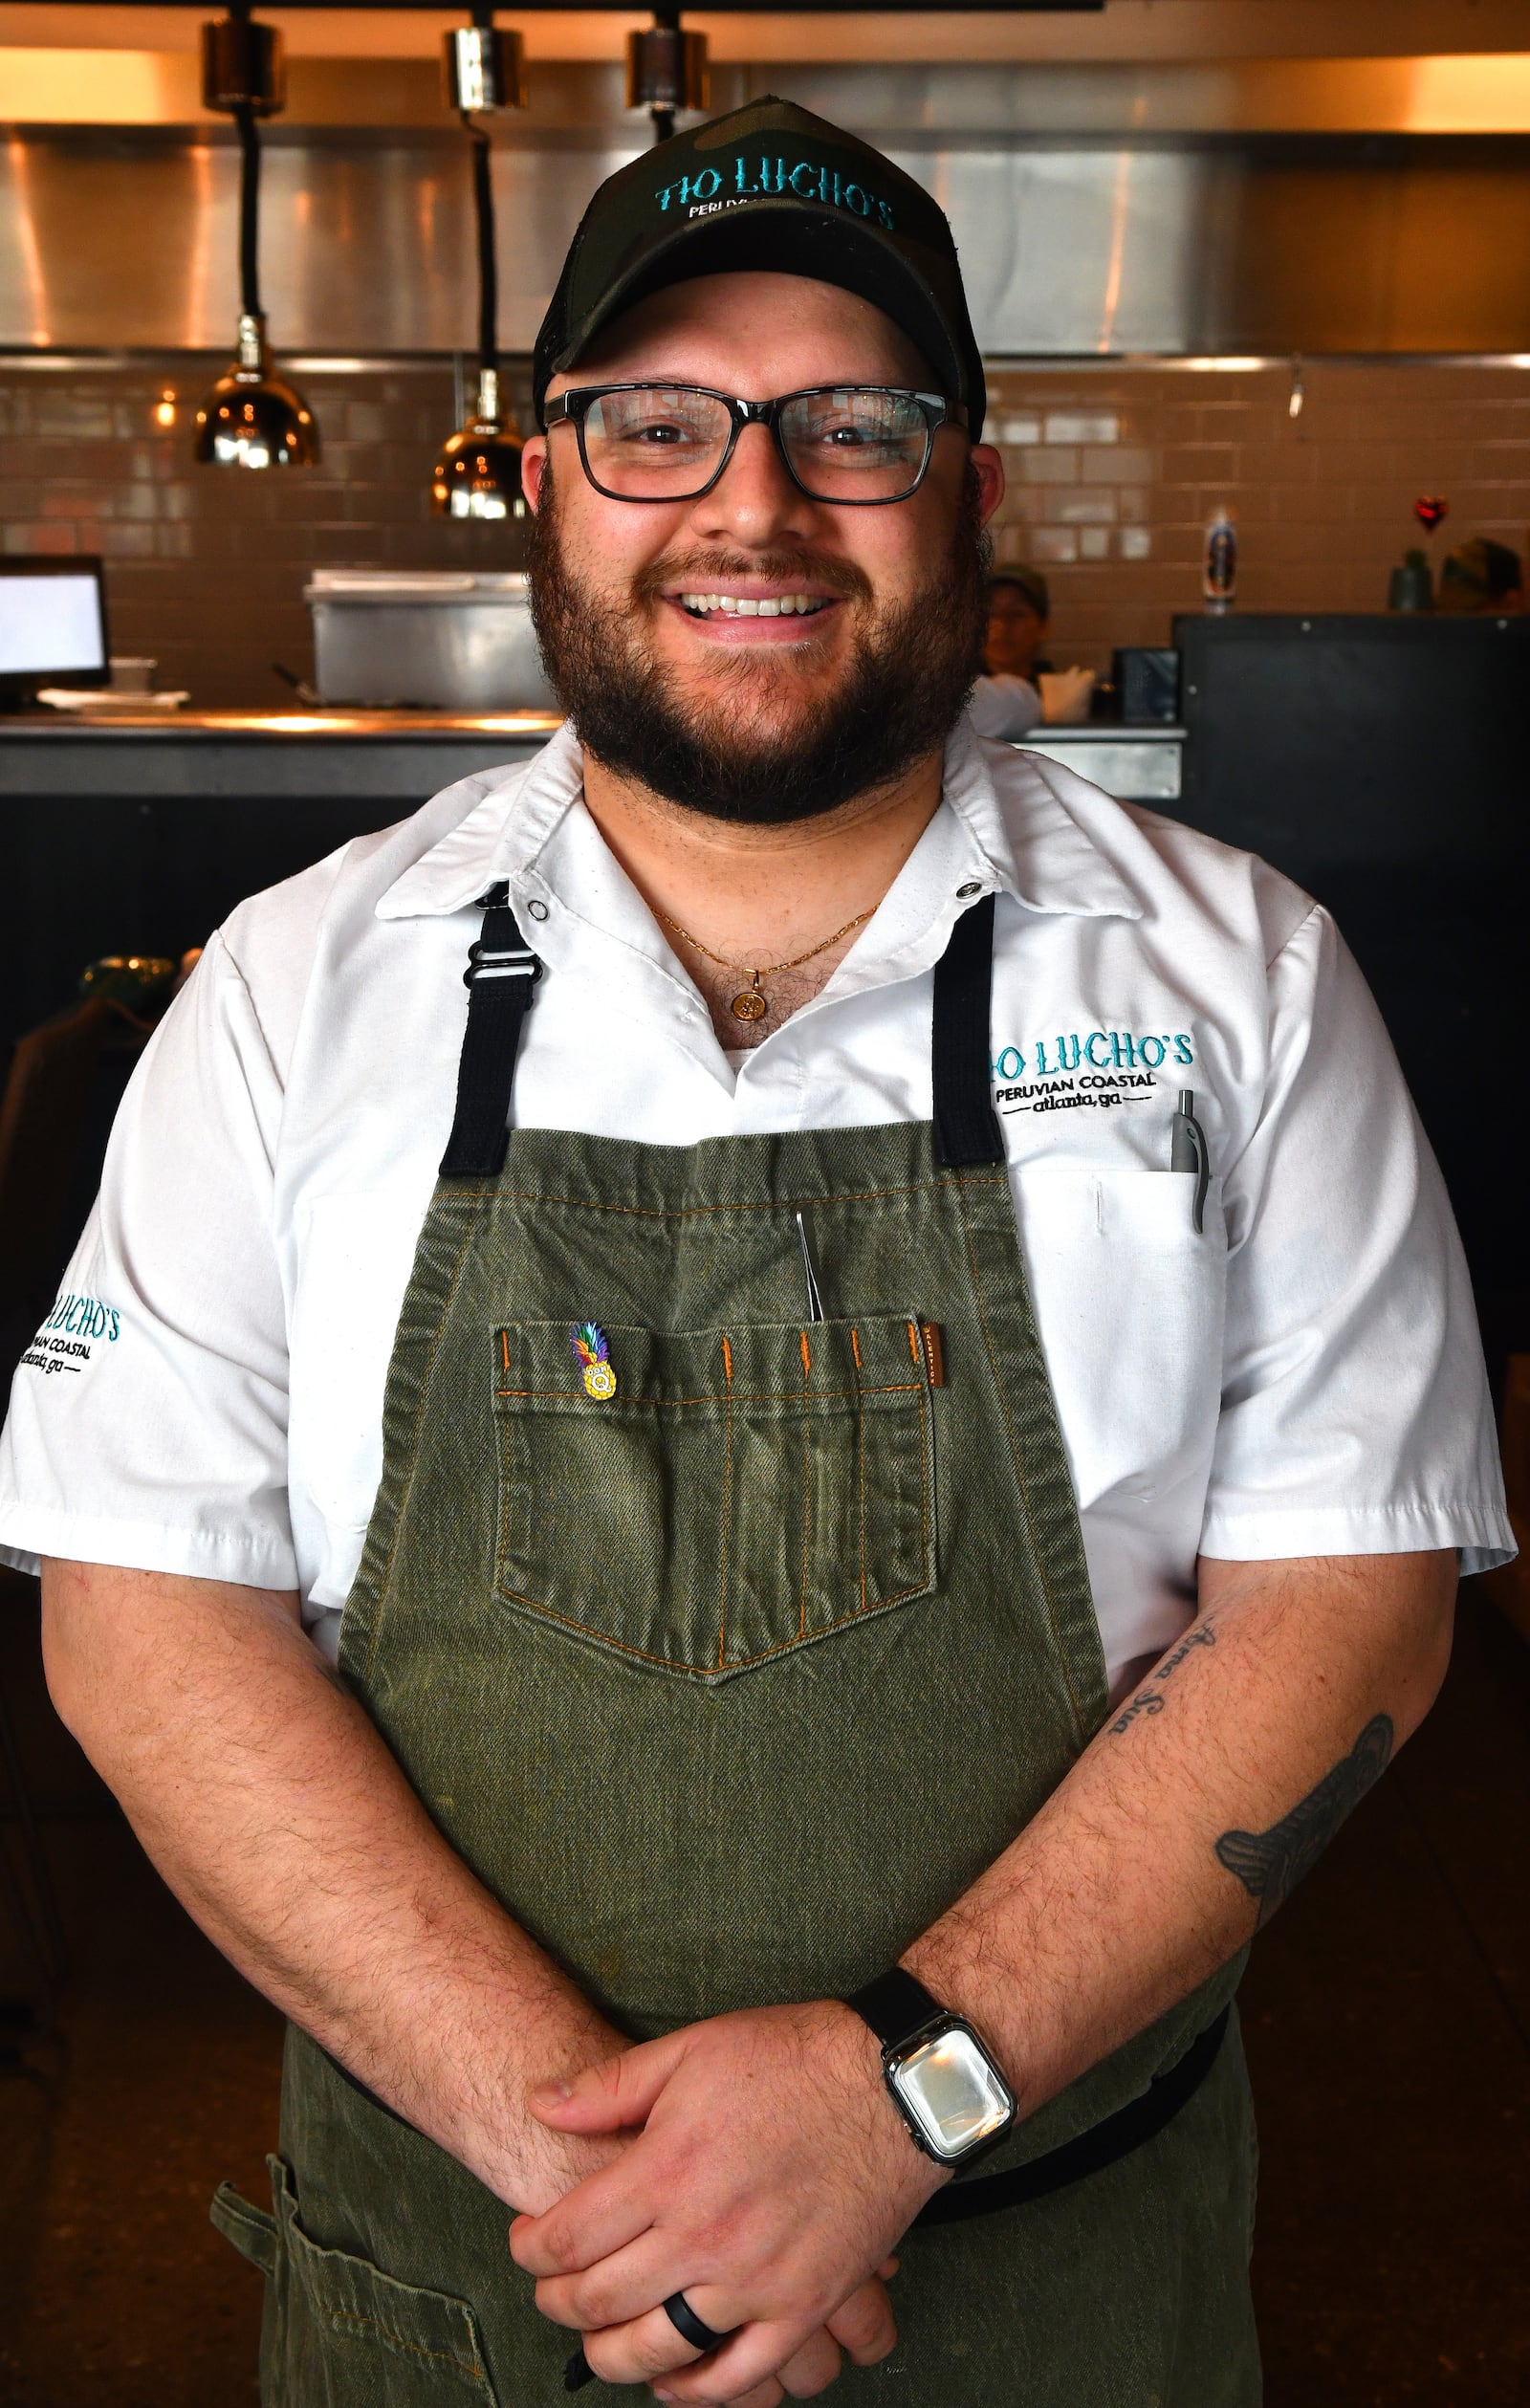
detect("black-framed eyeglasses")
[543,383,966,506]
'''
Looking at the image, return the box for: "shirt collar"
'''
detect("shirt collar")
[375,723,587,921]
[374,712,1141,930]
[939,714,1142,924]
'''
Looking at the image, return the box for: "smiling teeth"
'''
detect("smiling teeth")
[678,593,826,618]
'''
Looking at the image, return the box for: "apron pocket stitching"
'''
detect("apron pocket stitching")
[319,2306,486,2378]
[269,2155,497,2398]
[493,1381,924,1407]
[956,1198,1090,1743]
[717,1355,733,1671]
[482,1177,945,1220]
[493,1317,934,1676]
[492,1577,938,1678]
[858,1377,868,1612]
[917,1384,933,1586]
[799,1353,811,1642]
[361,1193,486,1684]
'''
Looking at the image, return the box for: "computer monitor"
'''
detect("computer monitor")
[0,556,109,704]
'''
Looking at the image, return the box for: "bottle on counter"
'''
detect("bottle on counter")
[1203,513,1236,614]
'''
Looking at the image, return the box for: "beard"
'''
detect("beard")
[527,466,991,826]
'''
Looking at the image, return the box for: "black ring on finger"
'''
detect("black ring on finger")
[664,2291,738,2354]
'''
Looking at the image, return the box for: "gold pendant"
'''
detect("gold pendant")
[732,987,768,1023]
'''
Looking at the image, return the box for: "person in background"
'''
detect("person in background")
[984,565,1055,682]
[969,565,1096,739]
[1435,537,1524,614]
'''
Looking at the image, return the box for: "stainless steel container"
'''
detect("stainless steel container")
[305,569,556,711]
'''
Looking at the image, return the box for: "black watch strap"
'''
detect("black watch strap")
[845,1966,946,2053]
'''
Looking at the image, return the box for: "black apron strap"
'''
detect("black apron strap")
[439,883,542,1180]
[931,891,1004,1169]
[442,882,996,1177]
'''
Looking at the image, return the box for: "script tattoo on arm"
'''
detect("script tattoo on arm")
[1214,1714,1394,1928]
[1107,1621,1218,1736]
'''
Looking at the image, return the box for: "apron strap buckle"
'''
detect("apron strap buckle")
[464,937,542,992]
[440,884,543,1181]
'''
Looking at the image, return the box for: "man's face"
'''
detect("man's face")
[519,271,1004,823]
[984,588,1048,681]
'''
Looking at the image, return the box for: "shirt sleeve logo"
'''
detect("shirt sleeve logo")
[20,1291,120,1376]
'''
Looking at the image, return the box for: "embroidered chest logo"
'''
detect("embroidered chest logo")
[571,1323,617,1401]
[992,1026,1195,1116]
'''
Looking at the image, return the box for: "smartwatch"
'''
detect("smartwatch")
[845,1967,1016,2169]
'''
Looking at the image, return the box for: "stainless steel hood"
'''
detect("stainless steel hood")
[4,59,1529,358]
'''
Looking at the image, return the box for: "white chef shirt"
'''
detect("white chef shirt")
[967,674,1043,742]
[0,717,1510,1701]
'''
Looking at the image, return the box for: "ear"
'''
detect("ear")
[970,442,1005,530]
[520,435,549,514]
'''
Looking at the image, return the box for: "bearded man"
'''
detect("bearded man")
[2,99,1508,2408]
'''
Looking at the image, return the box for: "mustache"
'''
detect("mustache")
[631,548,872,605]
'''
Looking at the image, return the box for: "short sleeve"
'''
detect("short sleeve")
[1200,905,1511,1574]
[0,931,296,1588]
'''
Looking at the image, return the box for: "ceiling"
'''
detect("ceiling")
[4,1,1530,67]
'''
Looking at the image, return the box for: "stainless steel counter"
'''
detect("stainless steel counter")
[0,710,563,800]
[3,711,563,735]
[1015,726,1182,802]
[1,711,1182,804]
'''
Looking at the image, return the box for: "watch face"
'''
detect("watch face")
[891,2024,1015,2161]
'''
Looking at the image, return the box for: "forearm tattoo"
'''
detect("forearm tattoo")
[1107,1622,1218,1736]
[1214,1715,1395,1928]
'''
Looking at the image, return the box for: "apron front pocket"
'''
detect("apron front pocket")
[492,1315,936,1679]
[228,2156,500,2404]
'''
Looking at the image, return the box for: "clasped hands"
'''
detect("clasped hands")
[510,2000,947,2404]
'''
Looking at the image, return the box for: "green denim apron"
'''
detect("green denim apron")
[214,894,1259,2405]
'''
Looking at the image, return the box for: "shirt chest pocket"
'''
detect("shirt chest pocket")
[1013,1166,1229,1510]
[492,1315,936,1681]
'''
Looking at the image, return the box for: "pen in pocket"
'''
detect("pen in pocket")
[796,1208,826,1323]
[1169,1089,1211,1235]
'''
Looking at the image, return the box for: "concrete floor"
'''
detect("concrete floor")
[2,1576,1527,2407]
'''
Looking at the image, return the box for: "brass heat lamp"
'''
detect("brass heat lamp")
[432,11,528,522]
[193,2,317,470]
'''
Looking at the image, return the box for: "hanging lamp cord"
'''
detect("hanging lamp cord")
[223,0,263,321]
[234,99,261,320]
[461,110,497,379]
[650,3,678,143]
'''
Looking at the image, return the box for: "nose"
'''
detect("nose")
[685,419,821,551]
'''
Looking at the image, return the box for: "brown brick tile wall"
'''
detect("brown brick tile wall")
[0,357,534,707]
[4,356,1528,705]
[987,361,1530,668]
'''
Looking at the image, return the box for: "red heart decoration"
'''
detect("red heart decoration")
[1413,495,1449,533]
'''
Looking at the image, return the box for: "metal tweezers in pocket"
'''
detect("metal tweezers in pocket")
[492,1314,937,1680]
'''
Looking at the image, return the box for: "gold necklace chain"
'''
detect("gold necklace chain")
[657,905,875,1025]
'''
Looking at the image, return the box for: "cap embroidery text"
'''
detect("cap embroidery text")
[655,154,896,230]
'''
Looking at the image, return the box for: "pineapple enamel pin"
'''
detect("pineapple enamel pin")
[570,1322,617,1401]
